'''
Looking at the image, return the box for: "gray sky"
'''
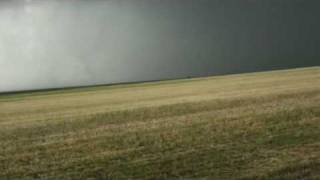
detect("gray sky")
[0,0,319,92]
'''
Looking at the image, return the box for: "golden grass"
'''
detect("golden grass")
[0,67,319,180]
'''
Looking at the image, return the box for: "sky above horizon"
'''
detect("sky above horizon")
[0,0,319,92]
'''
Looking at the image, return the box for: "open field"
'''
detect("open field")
[0,67,320,180]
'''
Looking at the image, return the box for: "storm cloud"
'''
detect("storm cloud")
[0,0,319,92]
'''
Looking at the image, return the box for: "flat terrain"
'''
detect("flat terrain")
[0,67,319,180]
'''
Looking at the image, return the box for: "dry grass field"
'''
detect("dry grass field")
[0,67,320,180]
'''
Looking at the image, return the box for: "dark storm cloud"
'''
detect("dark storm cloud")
[0,0,319,92]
